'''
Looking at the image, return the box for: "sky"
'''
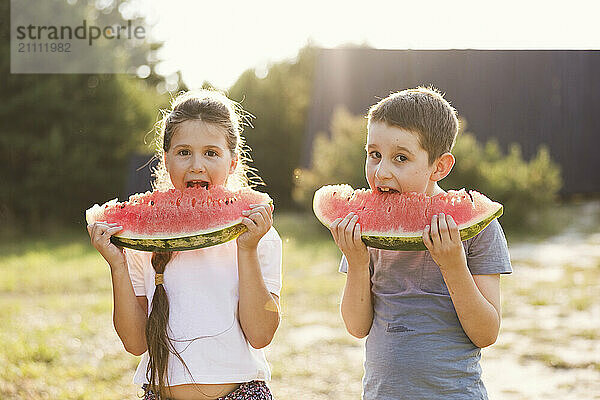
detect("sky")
[140,0,600,90]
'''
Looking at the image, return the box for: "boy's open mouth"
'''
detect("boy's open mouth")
[186,180,209,189]
[377,187,399,194]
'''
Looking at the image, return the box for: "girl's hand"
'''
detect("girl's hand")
[422,213,467,273]
[87,222,127,268]
[329,212,370,269]
[237,204,273,250]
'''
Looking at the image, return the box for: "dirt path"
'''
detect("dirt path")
[482,201,600,400]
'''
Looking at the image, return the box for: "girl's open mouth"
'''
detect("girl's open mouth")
[186,180,209,189]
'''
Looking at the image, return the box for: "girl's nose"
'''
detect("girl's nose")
[190,155,205,173]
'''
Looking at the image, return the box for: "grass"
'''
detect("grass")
[0,228,139,399]
[0,201,599,399]
[503,198,600,243]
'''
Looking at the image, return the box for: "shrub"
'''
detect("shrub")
[443,131,562,230]
[293,108,367,208]
[229,46,317,209]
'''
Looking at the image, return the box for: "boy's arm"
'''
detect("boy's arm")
[440,268,501,348]
[340,263,373,338]
[423,213,501,348]
[331,213,374,338]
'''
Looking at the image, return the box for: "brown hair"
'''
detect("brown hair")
[145,90,256,396]
[367,86,459,164]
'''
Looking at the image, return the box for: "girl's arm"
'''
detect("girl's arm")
[332,213,374,339]
[423,214,501,348]
[237,205,280,349]
[88,222,148,355]
[237,247,280,349]
[110,263,149,355]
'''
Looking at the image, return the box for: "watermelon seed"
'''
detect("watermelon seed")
[120,204,126,209]
[150,201,154,206]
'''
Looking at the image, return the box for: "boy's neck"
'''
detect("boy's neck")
[426,182,445,197]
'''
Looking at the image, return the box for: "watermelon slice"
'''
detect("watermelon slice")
[85,186,272,252]
[313,184,503,251]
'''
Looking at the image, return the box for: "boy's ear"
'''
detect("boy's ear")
[430,152,455,182]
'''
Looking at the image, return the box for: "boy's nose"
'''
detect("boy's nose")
[375,160,392,180]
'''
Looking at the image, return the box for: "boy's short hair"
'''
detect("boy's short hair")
[367,87,459,164]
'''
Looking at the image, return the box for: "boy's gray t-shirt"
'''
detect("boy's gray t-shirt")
[340,218,512,400]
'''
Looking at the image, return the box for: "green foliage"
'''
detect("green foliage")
[0,0,172,228]
[293,109,563,232]
[443,131,562,230]
[228,45,317,209]
[0,73,157,228]
[293,107,368,208]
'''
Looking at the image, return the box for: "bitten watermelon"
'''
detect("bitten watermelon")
[313,184,503,251]
[85,186,272,252]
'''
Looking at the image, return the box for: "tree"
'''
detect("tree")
[228,45,317,209]
[0,0,176,228]
[293,107,368,208]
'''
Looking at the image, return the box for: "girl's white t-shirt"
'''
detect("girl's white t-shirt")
[124,227,282,386]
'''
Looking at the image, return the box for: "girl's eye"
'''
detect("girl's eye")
[178,149,190,156]
[395,154,408,162]
[205,150,218,157]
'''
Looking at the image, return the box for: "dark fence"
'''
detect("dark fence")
[303,49,600,195]
[123,153,158,199]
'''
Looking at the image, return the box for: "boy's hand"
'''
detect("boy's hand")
[329,212,370,268]
[237,203,273,250]
[422,213,467,272]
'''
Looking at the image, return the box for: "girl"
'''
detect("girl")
[87,90,282,400]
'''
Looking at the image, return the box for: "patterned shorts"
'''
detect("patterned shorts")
[141,380,273,400]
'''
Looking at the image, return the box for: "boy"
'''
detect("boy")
[329,87,512,399]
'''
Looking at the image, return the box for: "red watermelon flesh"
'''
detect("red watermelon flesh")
[86,186,272,240]
[313,184,503,250]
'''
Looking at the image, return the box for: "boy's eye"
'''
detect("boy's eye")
[177,149,190,156]
[395,154,408,162]
[369,151,381,159]
[205,149,218,157]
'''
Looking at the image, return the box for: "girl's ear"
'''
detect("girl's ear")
[430,152,455,182]
[229,154,238,175]
[163,152,169,172]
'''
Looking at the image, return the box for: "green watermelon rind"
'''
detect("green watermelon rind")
[362,205,503,251]
[110,223,248,252]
